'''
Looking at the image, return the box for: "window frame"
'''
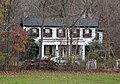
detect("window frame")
[43,28,52,37]
[57,28,66,37]
[71,29,80,38]
[83,29,92,38]
[29,28,39,37]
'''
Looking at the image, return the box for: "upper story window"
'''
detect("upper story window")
[29,28,39,37]
[72,29,80,37]
[83,29,92,38]
[45,29,50,33]
[59,29,63,33]
[43,28,52,37]
[57,29,65,37]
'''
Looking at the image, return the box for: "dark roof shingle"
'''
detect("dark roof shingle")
[23,16,98,27]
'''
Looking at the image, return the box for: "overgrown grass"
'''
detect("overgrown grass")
[0,71,120,84]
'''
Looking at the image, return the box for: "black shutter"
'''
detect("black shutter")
[37,29,39,37]
[20,18,23,28]
[96,33,99,40]
[89,29,92,37]
[63,29,65,37]
[44,46,46,55]
[83,29,85,37]
[43,29,45,37]
[50,29,52,37]
[77,29,80,37]
[50,46,52,54]
[57,29,59,37]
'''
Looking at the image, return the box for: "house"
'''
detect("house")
[22,16,103,61]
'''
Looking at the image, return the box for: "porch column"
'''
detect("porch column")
[99,32,103,44]
[82,45,85,60]
[62,48,64,57]
[42,44,44,58]
[69,45,70,56]
[56,45,59,57]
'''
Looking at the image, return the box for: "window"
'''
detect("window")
[73,29,77,33]
[85,29,89,34]
[29,28,39,37]
[43,28,52,37]
[59,29,63,33]
[73,29,80,37]
[70,45,80,54]
[95,33,99,40]
[44,45,53,56]
[83,29,92,38]
[44,46,50,55]
[57,29,65,37]
[45,29,50,33]
[70,29,80,38]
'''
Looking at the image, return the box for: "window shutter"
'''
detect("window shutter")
[77,29,80,37]
[89,29,92,33]
[37,29,39,37]
[89,29,92,37]
[43,29,45,37]
[83,29,85,37]
[63,29,65,37]
[44,46,46,55]
[96,33,99,40]
[57,29,59,37]
[50,29,52,37]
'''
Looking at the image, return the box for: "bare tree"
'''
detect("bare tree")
[0,0,26,70]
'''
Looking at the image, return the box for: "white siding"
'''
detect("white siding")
[24,26,103,61]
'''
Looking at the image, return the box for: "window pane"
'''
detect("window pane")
[59,29,63,33]
[77,29,80,37]
[45,29,50,33]
[43,29,52,37]
[29,28,39,37]
[32,29,37,33]
[73,29,76,33]
[57,29,66,37]
[83,29,92,38]
[85,29,89,34]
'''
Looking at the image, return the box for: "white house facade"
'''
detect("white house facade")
[23,16,103,61]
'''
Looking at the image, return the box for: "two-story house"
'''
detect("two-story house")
[23,16,103,61]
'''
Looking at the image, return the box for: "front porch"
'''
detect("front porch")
[41,45,85,60]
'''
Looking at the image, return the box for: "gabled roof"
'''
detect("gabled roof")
[23,16,98,27]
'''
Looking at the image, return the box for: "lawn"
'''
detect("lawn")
[0,71,120,84]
